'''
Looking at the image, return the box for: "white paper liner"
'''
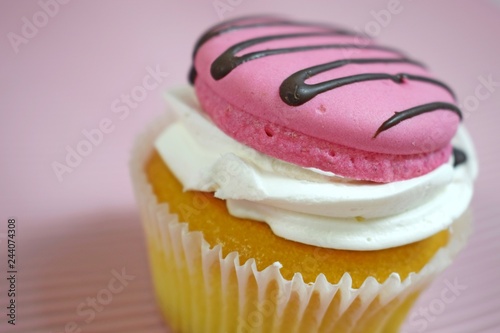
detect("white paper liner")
[130,114,472,333]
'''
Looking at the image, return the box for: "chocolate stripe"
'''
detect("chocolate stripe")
[211,44,405,80]
[374,102,463,138]
[190,17,366,84]
[453,147,467,167]
[278,58,442,106]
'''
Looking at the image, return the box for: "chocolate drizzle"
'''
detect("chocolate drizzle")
[190,16,467,166]
[280,59,457,106]
[374,102,463,138]
[452,147,467,167]
[189,16,367,84]
[193,17,316,59]
[190,17,297,83]
[210,33,374,80]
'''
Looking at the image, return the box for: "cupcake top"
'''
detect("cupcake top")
[154,16,477,250]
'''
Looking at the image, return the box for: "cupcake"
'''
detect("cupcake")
[131,16,477,333]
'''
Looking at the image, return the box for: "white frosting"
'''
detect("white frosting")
[155,86,478,250]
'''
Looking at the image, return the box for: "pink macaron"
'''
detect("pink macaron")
[190,16,462,182]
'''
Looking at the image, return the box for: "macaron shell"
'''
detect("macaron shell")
[192,18,460,181]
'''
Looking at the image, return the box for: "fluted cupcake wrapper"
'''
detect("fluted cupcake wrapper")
[130,114,471,333]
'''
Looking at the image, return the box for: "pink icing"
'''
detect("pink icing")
[193,21,460,182]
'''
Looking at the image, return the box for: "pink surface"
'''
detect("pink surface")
[1,0,499,332]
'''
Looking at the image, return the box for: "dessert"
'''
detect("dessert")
[131,16,477,333]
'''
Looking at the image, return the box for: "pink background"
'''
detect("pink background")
[1,0,499,332]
